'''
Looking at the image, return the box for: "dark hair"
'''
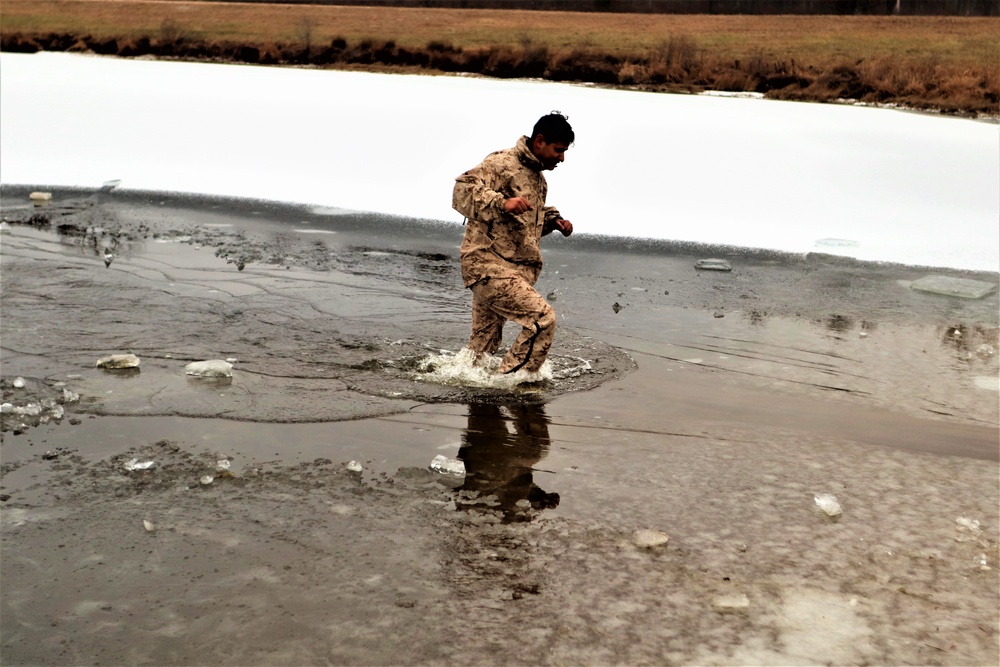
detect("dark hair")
[531,111,574,146]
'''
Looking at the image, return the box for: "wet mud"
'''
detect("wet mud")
[1,186,998,665]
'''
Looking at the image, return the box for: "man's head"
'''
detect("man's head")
[529,112,574,171]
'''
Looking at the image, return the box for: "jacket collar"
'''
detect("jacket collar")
[516,135,545,172]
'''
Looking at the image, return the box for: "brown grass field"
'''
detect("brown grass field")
[2,0,997,115]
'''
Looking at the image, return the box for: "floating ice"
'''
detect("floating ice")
[814,494,843,517]
[910,275,997,299]
[815,238,860,248]
[200,475,214,485]
[694,258,732,272]
[124,458,156,472]
[713,593,750,611]
[430,455,466,477]
[632,529,670,549]
[96,353,140,369]
[973,376,999,391]
[143,519,156,532]
[346,461,363,473]
[184,360,233,378]
[551,356,592,379]
[12,377,25,389]
[955,516,982,542]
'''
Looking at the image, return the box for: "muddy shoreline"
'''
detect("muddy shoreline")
[1,186,998,665]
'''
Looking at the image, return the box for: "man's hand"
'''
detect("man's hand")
[553,219,573,237]
[504,197,534,214]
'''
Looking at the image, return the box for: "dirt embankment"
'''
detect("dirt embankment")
[2,28,996,117]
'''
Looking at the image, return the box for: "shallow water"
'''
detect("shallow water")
[1,189,998,666]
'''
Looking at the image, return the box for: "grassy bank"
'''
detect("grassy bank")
[2,0,997,115]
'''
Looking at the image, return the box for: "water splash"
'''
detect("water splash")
[415,348,553,388]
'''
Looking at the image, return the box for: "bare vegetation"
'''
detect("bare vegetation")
[1,0,996,115]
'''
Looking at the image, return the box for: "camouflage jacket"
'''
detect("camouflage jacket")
[453,136,564,288]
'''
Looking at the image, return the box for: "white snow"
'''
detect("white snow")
[1,52,997,271]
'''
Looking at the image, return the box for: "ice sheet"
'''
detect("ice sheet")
[1,52,997,271]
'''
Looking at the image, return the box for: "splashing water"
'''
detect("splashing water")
[416,348,554,389]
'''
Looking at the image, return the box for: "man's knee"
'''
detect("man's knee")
[536,303,556,332]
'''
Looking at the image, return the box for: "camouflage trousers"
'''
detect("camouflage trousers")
[467,275,556,374]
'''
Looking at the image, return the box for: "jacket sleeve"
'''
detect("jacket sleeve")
[452,156,509,224]
[541,206,563,236]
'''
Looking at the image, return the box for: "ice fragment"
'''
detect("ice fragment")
[633,529,670,548]
[96,353,140,369]
[814,494,842,517]
[694,258,732,272]
[712,593,750,611]
[124,459,156,471]
[184,360,233,378]
[12,377,25,389]
[815,238,860,248]
[346,461,363,473]
[910,275,997,299]
[430,455,465,476]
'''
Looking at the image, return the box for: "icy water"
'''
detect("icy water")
[2,188,998,665]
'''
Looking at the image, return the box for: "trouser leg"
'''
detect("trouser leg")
[468,285,505,355]
[469,276,556,374]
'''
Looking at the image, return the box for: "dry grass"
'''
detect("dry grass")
[2,0,997,114]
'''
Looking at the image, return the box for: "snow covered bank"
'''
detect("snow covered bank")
[1,52,996,271]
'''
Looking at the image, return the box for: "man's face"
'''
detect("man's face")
[532,137,569,171]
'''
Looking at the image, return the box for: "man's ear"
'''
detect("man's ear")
[531,133,545,150]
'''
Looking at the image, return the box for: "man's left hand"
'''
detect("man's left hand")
[554,219,573,237]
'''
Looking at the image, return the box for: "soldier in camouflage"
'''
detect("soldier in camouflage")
[452,112,575,377]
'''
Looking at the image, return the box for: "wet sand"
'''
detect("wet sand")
[1,186,998,666]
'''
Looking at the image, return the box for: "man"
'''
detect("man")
[452,112,575,380]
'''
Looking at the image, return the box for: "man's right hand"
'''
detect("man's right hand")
[503,197,534,214]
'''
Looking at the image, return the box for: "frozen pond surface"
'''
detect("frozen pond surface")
[1,52,997,271]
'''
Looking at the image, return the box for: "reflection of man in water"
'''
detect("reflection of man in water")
[457,402,560,522]
[452,112,575,379]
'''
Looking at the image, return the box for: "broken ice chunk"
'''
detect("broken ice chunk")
[694,258,732,272]
[97,354,140,369]
[815,238,860,248]
[632,529,670,549]
[124,458,156,472]
[185,360,233,378]
[430,455,465,476]
[713,593,750,611]
[910,275,997,300]
[814,494,842,517]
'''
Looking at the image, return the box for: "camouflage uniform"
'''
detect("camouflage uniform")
[453,136,566,374]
